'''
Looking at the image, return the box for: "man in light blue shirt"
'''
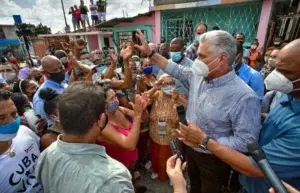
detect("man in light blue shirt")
[33,55,67,126]
[234,42,264,100]
[133,30,261,193]
[176,39,300,193]
[157,38,193,97]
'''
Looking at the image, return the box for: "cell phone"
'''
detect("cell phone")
[169,139,182,161]
[177,105,188,126]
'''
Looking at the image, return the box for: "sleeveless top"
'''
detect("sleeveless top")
[99,120,138,167]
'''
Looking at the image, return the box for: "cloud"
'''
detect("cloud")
[0,0,150,33]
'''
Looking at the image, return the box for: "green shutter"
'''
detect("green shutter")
[161,1,262,46]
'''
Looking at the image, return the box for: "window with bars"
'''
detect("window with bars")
[161,1,262,46]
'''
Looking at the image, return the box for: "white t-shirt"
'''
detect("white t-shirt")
[90,4,98,15]
[0,126,43,193]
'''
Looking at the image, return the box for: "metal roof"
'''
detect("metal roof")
[96,11,154,28]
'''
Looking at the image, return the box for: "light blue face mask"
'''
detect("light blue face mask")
[0,117,21,141]
[232,61,238,69]
[171,52,182,62]
[195,35,201,42]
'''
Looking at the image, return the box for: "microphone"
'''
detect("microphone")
[176,105,188,126]
[247,143,288,193]
[168,105,188,161]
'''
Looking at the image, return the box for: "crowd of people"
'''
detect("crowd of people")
[0,21,300,193]
[68,0,106,32]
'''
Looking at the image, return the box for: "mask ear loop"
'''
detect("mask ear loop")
[292,78,300,92]
[19,79,24,93]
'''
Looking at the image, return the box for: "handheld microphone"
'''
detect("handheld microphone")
[168,105,188,161]
[247,143,288,193]
[176,105,188,126]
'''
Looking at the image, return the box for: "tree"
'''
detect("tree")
[32,23,51,36]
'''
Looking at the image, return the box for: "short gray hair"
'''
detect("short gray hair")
[200,30,237,66]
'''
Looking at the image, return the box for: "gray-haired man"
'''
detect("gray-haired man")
[132,30,261,193]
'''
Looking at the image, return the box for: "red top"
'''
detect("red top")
[9,57,18,65]
[74,9,81,20]
[98,121,138,167]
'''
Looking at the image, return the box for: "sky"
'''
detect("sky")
[0,0,150,33]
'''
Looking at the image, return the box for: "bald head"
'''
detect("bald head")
[170,38,184,52]
[159,43,168,51]
[41,55,64,82]
[149,43,158,52]
[41,55,62,72]
[276,39,300,85]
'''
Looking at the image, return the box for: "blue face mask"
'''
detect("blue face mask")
[0,117,21,141]
[96,65,106,73]
[171,52,182,62]
[195,35,201,42]
[143,66,153,75]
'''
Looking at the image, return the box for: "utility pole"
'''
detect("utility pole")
[60,0,70,33]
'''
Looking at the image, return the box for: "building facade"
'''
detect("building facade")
[0,25,21,53]
[151,0,265,47]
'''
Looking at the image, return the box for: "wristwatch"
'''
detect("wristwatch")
[198,135,211,150]
[148,50,155,58]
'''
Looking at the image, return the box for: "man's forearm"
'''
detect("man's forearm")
[149,53,169,70]
[207,139,264,177]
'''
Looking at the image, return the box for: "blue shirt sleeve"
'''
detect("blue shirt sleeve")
[217,96,261,152]
[249,72,264,100]
[33,89,54,126]
[164,61,194,91]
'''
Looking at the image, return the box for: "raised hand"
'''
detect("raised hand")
[109,54,118,65]
[134,94,149,117]
[74,39,87,51]
[166,155,187,193]
[120,44,134,60]
[156,76,175,87]
[134,30,151,56]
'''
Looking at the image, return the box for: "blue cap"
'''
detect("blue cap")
[1,56,7,64]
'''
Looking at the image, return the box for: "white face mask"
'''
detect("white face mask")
[191,57,220,78]
[264,69,300,94]
[268,58,276,68]
[162,85,175,96]
[251,45,257,50]
[2,72,17,83]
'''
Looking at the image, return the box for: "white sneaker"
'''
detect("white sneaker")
[145,161,152,170]
[133,171,141,180]
[151,172,158,179]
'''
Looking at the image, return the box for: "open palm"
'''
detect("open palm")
[134,30,151,56]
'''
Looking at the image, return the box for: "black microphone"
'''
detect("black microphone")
[176,105,188,126]
[247,143,288,193]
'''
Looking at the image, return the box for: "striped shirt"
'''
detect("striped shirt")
[164,61,261,153]
[185,42,199,61]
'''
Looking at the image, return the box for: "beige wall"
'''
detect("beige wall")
[1,25,18,39]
